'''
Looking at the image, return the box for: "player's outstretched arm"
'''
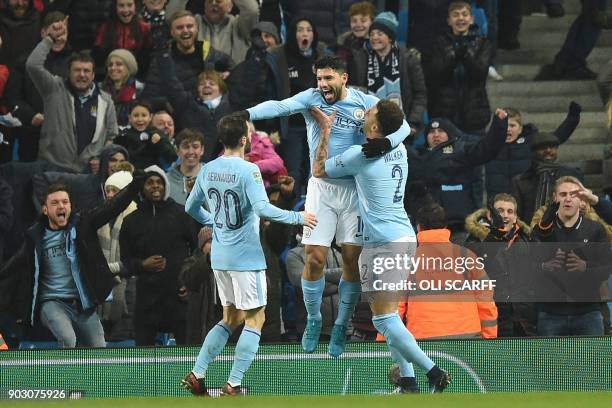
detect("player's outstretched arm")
[247,90,312,121]
[185,172,213,226]
[310,107,336,178]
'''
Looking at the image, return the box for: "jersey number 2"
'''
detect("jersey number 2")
[391,165,403,204]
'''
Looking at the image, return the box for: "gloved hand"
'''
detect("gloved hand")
[487,203,506,240]
[540,201,560,228]
[132,169,147,191]
[568,101,582,117]
[361,137,391,158]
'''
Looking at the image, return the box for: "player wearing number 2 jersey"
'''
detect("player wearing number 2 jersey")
[182,114,316,397]
[311,100,451,393]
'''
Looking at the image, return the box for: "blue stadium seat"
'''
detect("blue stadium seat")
[397,9,409,46]
[18,341,58,349]
[471,2,488,37]
[156,332,176,346]
[106,339,136,348]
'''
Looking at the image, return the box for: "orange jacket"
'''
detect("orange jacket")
[0,332,7,350]
[378,228,497,340]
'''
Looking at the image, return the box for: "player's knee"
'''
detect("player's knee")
[245,307,266,330]
[305,250,326,272]
[224,314,245,330]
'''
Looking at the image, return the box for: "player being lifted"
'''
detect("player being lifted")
[183,114,317,396]
[310,101,451,393]
[239,56,410,356]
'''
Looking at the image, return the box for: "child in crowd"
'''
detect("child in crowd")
[114,101,176,169]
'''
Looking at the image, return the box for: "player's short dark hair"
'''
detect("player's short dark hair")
[313,55,347,74]
[416,203,447,230]
[175,128,205,147]
[376,100,404,137]
[44,183,71,204]
[68,51,95,70]
[218,114,248,148]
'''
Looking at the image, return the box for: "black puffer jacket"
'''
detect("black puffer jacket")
[46,0,113,51]
[407,115,507,226]
[424,25,491,132]
[142,41,233,110]
[120,190,197,313]
[485,124,537,199]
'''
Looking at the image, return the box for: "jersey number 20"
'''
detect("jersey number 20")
[207,188,244,230]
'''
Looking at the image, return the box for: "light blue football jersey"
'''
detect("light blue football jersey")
[325,144,415,244]
[247,88,410,179]
[186,156,303,271]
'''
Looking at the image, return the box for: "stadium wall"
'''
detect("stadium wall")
[0,337,610,398]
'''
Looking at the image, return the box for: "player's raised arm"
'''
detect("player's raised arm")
[310,107,336,178]
[185,169,213,226]
[246,89,313,121]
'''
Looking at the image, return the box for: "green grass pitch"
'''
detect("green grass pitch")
[3,392,612,408]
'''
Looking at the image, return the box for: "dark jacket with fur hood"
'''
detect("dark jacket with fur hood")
[465,208,535,302]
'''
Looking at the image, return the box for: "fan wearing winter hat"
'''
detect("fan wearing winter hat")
[348,11,428,135]
[97,169,139,336]
[100,49,144,126]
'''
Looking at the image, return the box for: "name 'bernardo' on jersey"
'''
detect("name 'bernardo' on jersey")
[207,172,237,183]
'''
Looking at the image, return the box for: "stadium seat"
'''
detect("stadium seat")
[106,339,136,347]
[18,341,58,349]
[471,1,488,37]
[156,332,176,346]
[397,9,409,46]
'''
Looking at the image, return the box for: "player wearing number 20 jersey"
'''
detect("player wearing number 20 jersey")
[186,156,303,271]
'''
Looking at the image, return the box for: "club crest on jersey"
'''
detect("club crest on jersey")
[252,171,262,184]
[303,227,312,238]
[334,156,344,168]
[442,146,454,154]
[353,108,365,120]
[516,137,525,144]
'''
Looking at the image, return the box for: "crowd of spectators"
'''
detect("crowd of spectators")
[0,0,610,348]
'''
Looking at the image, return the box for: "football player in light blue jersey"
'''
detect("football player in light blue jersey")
[239,56,411,356]
[182,114,317,397]
[311,100,451,393]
